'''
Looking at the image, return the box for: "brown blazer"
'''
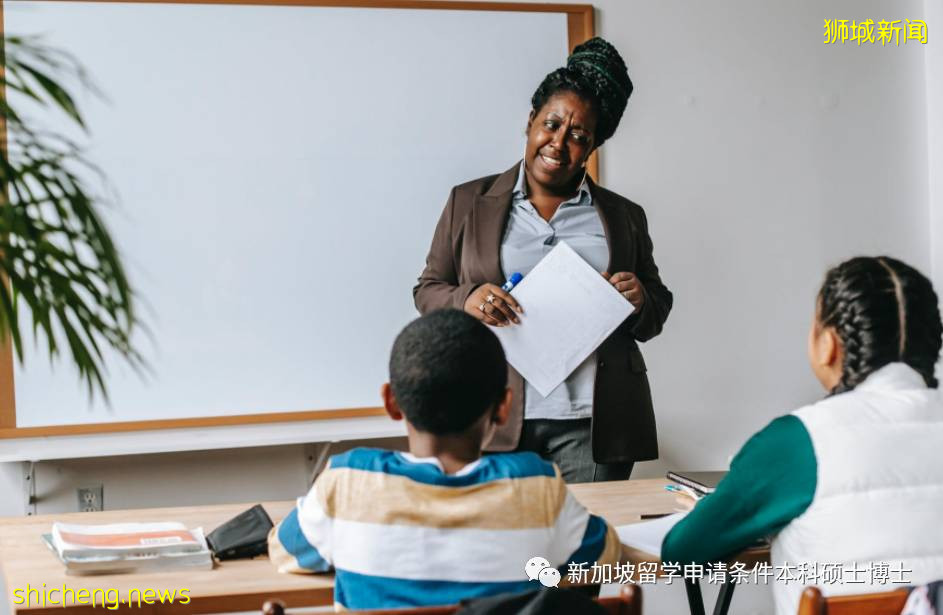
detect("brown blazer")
[413,163,673,463]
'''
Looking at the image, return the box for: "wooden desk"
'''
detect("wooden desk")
[0,501,320,615]
[0,479,754,614]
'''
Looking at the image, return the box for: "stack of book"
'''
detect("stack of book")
[44,522,214,575]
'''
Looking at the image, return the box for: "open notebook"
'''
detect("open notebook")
[615,512,688,556]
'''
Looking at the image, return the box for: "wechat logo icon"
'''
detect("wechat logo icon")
[524,556,561,588]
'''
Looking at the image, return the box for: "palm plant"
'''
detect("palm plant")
[0,35,140,398]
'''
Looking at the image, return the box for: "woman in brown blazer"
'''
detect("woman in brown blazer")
[413,38,672,483]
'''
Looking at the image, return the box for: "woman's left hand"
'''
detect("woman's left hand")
[674,494,697,512]
[603,271,646,310]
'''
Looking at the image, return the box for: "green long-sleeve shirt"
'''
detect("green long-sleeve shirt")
[662,415,817,563]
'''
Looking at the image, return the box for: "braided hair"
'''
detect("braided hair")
[530,37,633,147]
[818,256,942,394]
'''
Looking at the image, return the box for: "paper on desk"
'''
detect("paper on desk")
[493,242,633,396]
[616,512,688,557]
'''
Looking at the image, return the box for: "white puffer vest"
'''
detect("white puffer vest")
[771,363,943,615]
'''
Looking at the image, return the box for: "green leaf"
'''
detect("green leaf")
[0,33,143,400]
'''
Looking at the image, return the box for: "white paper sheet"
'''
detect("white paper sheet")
[493,242,634,396]
[616,512,688,557]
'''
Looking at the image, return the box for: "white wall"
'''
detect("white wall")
[591,0,930,476]
[928,0,943,295]
[0,2,934,615]
[0,464,24,516]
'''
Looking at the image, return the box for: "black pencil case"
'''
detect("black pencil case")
[206,504,274,560]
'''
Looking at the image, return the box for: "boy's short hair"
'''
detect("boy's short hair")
[389,309,507,434]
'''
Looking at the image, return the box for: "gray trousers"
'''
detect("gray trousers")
[516,418,634,484]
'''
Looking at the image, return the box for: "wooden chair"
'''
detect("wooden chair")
[797,586,910,615]
[599,584,643,615]
[261,584,642,615]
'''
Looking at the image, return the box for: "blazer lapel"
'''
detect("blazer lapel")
[470,162,519,283]
[589,179,633,274]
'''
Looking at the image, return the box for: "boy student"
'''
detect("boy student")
[662,257,943,615]
[269,309,622,610]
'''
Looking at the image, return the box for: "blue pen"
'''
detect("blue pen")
[500,273,524,321]
[502,272,523,292]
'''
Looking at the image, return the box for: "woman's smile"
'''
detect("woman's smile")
[538,152,566,171]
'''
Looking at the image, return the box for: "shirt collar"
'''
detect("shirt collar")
[854,362,930,393]
[513,160,591,204]
[398,452,484,477]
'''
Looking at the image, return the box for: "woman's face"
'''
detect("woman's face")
[524,91,597,192]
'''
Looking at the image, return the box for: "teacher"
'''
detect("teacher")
[413,37,672,483]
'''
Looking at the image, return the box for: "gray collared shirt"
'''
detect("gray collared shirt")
[500,161,609,420]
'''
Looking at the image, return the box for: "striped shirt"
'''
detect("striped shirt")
[268,448,621,610]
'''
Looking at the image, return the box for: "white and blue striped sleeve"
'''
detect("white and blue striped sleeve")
[269,476,335,574]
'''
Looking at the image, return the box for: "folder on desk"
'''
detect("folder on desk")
[44,522,214,575]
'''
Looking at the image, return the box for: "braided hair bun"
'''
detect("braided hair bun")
[818,256,942,394]
[530,37,633,147]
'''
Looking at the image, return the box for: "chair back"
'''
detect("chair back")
[797,586,910,615]
[263,599,459,614]
[261,601,286,615]
[598,584,642,615]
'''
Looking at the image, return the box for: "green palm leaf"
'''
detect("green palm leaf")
[0,35,141,400]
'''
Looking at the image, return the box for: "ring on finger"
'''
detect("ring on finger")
[486,293,496,304]
[478,302,486,312]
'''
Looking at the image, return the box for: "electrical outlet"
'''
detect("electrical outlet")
[77,486,103,512]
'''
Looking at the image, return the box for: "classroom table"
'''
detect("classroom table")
[0,479,765,614]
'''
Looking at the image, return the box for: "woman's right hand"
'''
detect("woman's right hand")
[464,284,523,327]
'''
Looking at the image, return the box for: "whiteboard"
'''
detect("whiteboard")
[3,1,571,428]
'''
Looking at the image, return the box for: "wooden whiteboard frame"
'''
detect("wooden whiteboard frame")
[0,0,596,438]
